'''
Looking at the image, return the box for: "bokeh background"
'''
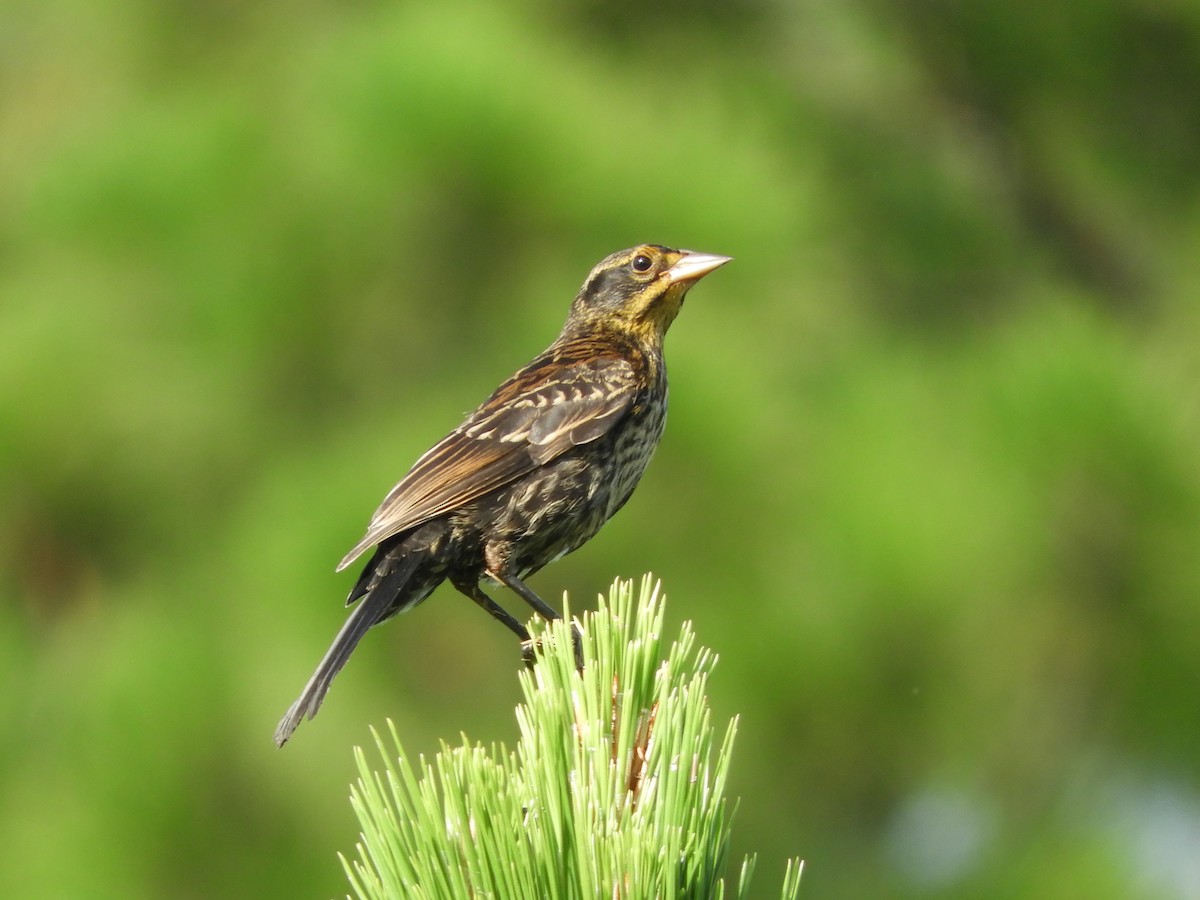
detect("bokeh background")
[4,0,1200,896]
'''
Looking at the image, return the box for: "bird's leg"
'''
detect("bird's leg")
[488,569,563,621]
[450,576,531,643]
[489,568,585,670]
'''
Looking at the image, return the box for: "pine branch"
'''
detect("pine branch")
[341,575,803,899]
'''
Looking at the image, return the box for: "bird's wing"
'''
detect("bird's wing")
[336,354,637,571]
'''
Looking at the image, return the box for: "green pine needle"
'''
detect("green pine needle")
[341,575,802,899]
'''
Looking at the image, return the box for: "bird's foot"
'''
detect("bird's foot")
[520,621,584,671]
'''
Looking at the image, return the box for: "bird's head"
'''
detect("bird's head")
[565,245,731,345]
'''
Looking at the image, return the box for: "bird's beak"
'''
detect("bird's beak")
[665,251,733,284]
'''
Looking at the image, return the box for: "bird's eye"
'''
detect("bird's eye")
[632,254,653,273]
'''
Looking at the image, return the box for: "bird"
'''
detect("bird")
[274,244,731,746]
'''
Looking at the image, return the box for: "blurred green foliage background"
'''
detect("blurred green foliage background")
[3,0,1199,896]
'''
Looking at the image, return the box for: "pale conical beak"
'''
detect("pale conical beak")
[665,251,733,284]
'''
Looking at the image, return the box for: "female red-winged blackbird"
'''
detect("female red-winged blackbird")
[274,245,730,746]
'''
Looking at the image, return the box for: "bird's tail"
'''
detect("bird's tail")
[273,551,423,747]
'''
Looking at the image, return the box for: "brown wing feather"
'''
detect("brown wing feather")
[336,350,637,571]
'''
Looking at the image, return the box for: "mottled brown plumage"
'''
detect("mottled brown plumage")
[274,245,730,746]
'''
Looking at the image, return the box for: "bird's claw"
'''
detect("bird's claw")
[520,622,584,671]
